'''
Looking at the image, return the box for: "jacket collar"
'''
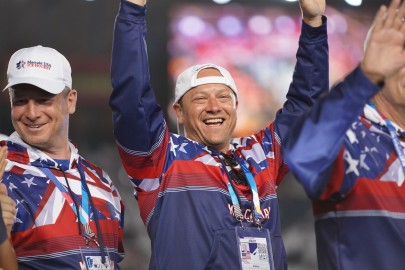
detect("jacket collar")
[7,131,79,169]
[364,104,405,137]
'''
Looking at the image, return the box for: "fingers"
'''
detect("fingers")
[361,1,405,84]
[395,1,405,31]
[0,184,8,197]
[390,1,405,31]
[401,14,405,35]
[0,184,15,219]
[372,0,397,32]
[374,0,405,32]
[0,149,14,237]
[372,6,387,32]
[1,200,16,228]
[0,185,16,236]
[0,146,7,180]
[383,0,401,29]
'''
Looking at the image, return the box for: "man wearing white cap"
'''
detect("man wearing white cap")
[1,45,125,269]
[110,0,326,269]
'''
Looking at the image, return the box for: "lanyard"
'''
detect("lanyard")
[233,154,264,220]
[369,102,405,174]
[40,163,97,245]
[218,152,263,227]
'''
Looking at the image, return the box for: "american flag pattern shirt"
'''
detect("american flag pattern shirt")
[1,132,124,269]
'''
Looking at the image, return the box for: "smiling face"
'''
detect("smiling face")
[173,68,238,152]
[9,84,77,158]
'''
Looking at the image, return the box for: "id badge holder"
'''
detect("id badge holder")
[235,227,275,270]
[80,246,114,270]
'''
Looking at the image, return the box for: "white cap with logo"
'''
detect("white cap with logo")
[174,63,238,104]
[3,45,72,94]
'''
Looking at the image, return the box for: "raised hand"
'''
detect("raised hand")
[361,0,405,84]
[299,0,325,27]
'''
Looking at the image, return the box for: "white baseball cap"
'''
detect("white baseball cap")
[174,63,238,104]
[3,45,72,94]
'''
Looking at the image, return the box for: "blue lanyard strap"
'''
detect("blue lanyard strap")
[232,154,264,222]
[369,102,405,176]
[218,152,263,227]
[40,167,90,224]
[41,160,105,264]
[39,164,96,242]
[386,120,405,165]
[227,182,244,222]
[217,155,244,223]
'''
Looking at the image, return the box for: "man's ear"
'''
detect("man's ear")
[67,89,78,114]
[173,103,184,124]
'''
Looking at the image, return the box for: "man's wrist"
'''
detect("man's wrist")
[303,15,323,27]
[126,0,146,7]
[359,63,385,87]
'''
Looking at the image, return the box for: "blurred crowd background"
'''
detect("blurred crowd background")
[0,0,386,269]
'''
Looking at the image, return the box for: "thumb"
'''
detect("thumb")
[0,183,8,196]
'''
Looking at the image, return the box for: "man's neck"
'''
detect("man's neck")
[39,144,71,160]
[372,96,405,130]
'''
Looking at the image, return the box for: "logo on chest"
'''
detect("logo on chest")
[228,204,271,222]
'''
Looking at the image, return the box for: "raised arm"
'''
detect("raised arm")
[274,0,328,141]
[110,0,165,154]
[283,0,405,199]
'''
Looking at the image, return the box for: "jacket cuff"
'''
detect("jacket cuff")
[119,0,147,21]
[300,15,327,44]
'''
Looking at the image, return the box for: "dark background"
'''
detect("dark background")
[0,0,387,269]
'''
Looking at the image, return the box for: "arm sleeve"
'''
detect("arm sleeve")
[283,67,381,199]
[275,16,329,142]
[110,0,166,154]
[110,0,168,179]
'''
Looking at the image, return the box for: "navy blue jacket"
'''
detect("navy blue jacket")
[284,65,405,270]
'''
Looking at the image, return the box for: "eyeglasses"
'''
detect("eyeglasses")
[221,152,248,186]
